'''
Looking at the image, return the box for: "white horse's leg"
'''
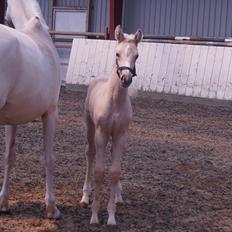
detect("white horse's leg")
[42,110,60,219]
[90,128,108,224]
[80,116,95,206]
[0,125,17,212]
[107,132,127,225]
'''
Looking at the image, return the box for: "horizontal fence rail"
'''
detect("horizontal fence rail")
[49,30,107,38]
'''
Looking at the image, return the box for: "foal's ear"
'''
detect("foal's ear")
[134,29,143,44]
[115,25,125,43]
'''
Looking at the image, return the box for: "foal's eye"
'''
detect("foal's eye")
[116,53,120,58]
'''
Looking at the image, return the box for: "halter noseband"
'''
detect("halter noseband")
[116,59,137,79]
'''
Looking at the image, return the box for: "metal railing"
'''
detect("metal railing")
[143,35,232,47]
[50,30,232,48]
[50,30,109,48]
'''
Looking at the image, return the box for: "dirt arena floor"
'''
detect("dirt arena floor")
[0,85,232,232]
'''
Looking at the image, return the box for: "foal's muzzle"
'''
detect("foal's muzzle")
[120,75,132,88]
[116,66,136,88]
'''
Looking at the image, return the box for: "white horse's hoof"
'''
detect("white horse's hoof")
[0,195,9,212]
[90,214,99,224]
[0,204,9,212]
[46,206,61,219]
[107,215,117,225]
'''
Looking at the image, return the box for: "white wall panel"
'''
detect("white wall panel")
[66,38,232,100]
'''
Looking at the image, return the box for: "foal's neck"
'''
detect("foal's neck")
[108,65,129,105]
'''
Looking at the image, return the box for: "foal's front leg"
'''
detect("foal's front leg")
[107,132,127,225]
[42,110,60,219]
[90,128,108,224]
[0,125,17,211]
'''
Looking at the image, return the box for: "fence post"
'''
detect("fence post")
[0,0,6,24]
[109,0,123,40]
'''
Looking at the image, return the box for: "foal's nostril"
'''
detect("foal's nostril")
[121,77,132,88]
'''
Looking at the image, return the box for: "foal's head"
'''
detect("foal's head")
[114,25,143,88]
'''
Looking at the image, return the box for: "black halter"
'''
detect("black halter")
[116,59,137,79]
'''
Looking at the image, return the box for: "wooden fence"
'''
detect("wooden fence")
[66,38,232,100]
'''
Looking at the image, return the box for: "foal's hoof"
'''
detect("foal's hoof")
[90,214,99,224]
[46,206,61,219]
[115,195,123,204]
[80,196,89,208]
[80,201,89,209]
[107,216,117,225]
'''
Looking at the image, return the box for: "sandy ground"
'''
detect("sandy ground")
[0,85,232,232]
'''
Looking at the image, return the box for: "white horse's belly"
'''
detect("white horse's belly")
[0,95,56,125]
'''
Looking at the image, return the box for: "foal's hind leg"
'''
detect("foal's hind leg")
[42,110,60,219]
[110,145,123,204]
[0,125,17,212]
[80,116,95,206]
[115,181,123,203]
[107,132,127,225]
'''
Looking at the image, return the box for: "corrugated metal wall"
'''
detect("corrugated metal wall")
[38,0,232,37]
[37,0,51,27]
[56,0,87,7]
[123,0,232,38]
[38,0,108,32]
[37,0,88,28]
[89,0,109,32]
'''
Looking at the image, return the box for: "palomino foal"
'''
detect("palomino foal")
[0,0,61,218]
[80,25,142,225]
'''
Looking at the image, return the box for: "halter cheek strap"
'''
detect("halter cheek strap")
[116,59,137,79]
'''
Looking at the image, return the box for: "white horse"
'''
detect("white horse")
[80,25,142,225]
[0,0,61,218]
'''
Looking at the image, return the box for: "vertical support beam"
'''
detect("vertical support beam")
[0,0,6,24]
[50,0,57,30]
[87,0,92,32]
[109,0,123,40]
[52,0,56,7]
